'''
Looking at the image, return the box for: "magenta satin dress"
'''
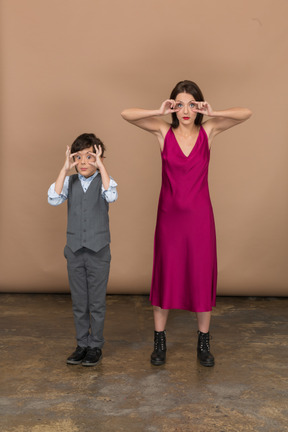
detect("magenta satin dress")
[150,126,217,312]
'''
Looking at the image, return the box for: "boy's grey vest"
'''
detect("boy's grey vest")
[66,174,110,253]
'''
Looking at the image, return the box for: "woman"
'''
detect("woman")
[121,80,252,367]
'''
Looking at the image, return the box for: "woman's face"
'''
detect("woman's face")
[174,92,197,126]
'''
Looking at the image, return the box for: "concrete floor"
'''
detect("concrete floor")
[0,294,287,432]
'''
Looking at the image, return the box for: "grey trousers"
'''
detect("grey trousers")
[64,245,111,349]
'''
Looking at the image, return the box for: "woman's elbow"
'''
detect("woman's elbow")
[121,109,129,120]
[245,108,253,120]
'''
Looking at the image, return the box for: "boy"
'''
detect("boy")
[48,133,118,366]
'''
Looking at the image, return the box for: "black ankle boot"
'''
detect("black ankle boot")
[151,330,167,366]
[197,331,214,367]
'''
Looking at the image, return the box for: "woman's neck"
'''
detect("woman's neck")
[175,123,199,137]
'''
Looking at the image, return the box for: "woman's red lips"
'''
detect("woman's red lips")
[183,117,190,120]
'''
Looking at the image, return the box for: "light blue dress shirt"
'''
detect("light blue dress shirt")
[48,171,118,206]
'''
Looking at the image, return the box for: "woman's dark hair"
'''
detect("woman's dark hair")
[71,133,106,157]
[170,80,204,128]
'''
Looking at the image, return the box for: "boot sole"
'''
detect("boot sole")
[82,354,103,367]
[151,360,166,366]
[199,359,215,367]
[66,359,84,365]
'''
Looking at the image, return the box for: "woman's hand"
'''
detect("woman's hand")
[158,99,179,116]
[191,101,215,117]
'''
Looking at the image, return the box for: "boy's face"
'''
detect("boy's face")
[74,146,97,178]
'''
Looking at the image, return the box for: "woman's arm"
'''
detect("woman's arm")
[193,102,252,144]
[121,100,178,143]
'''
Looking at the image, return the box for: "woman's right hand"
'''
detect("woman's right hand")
[158,99,179,116]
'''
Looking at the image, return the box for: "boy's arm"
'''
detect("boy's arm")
[92,144,110,190]
[54,167,68,195]
[48,176,69,206]
[101,177,118,203]
[56,146,78,193]
[97,160,110,191]
[89,145,118,203]
[48,146,78,206]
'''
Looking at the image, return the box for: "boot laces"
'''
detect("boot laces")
[199,332,211,352]
[154,332,166,351]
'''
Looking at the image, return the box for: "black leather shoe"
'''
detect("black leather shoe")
[151,330,167,366]
[66,346,87,365]
[197,331,214,367]
[82,347,102,367]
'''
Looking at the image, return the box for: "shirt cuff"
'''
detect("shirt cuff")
[48,183,61,198]
[47,183,67,206]
[101,178,117,191]
[101,178,118,203]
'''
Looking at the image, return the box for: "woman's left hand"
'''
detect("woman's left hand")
[192,101,215,117]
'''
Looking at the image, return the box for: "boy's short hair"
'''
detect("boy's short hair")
[71,133,106,157]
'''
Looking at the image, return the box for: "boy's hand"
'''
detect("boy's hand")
[55,146,78,195]
[88,145,103,168]
[64,146,79,172]
[89,145,110,190]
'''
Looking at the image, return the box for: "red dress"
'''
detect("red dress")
[150,126,217,312]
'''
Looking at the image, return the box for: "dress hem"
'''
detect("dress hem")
[150,301,216,313]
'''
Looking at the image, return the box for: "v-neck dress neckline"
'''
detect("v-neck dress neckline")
[171,126,202,158]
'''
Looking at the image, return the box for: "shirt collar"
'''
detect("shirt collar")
[78,170,99,182]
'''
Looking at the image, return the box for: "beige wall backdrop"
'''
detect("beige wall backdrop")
[0,0,287,295]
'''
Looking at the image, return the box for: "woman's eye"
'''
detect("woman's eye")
[76,156,81,160]
[87,155,91,159]
[190,103,195,108]
[176,103,182,108]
